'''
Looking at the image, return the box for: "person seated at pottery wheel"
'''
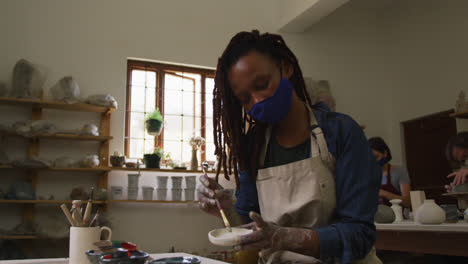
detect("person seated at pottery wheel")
[368,137,412,207]
[197,30,382,264]
[445,132,468,192]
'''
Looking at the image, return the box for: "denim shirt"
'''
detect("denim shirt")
[234,103,381,263]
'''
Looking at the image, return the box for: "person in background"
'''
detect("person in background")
[198,30,381,263]
[445,132,468,191]
[368,137,411,207]
[305,78,336,112]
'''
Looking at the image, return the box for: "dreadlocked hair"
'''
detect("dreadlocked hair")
[213,30,313,189]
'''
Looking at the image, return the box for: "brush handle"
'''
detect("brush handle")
[83,201,92,225]
[60,204,75,227]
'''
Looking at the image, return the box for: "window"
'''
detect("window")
[125,60,216,165]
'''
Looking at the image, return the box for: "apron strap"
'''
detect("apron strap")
[307,106,331,162]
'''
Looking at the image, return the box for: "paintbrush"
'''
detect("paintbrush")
[83,187,94,226]
[202,165,232,232]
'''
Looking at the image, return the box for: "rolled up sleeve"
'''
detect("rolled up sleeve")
[316,115,381,263]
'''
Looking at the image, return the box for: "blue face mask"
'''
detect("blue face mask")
[378,157,387,167]
[248,78,293,124]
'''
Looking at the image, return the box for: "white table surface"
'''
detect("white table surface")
[376,220,468,232]
[0,252,229,264]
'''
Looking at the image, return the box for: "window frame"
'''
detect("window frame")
[125,59,215,162]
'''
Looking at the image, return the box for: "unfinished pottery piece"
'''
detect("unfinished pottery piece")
[416,199,446,225]
[390,199,403,222]
[208,227,253,246]
[375,204,395,223]
[451,182,468,193]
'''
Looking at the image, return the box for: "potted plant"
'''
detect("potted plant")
[145,108,163,136]
[143,146,164,168]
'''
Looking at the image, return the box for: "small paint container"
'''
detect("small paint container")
[85,249,104,264]
[142,186,154,200]
[172,188,182,201]
[110,186,123,200]
[156,188,167,201]
[185,176,196,189]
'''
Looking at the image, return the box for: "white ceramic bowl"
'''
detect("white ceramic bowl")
[208,227,253,246]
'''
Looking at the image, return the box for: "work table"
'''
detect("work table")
[0,253,229,264]
[375,220,468,257]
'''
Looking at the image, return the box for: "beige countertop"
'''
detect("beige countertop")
[0,252,229,264]
[376,220,468,232]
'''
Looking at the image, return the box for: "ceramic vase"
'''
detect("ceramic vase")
[415,199,446,225]
[190,149,198,171]
[390,199,403,222]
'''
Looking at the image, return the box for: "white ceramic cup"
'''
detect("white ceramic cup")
[69,226,112,264]
[171,176,183,189]
[156,176,168,188]
[127,173,140,187]
[185,176,196,189]
[127,187,139,200]
[157,188,167,200]
[142,186,154,200]
[184,188,195,201]
[110,186,123,200]
[172,188,182,201]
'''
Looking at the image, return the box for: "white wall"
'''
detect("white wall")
[378,0,468,165]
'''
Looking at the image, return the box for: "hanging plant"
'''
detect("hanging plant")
[145,108,163,136]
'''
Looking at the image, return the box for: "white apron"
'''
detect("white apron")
[255,107,381,264]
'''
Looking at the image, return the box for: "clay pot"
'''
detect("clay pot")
[145,119,163,136]
[143,154,161,169]
[416,199,446,225]
[110,156,125,167]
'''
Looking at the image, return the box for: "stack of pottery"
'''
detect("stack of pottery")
[184,176,196,201]
[142,186,154,200]
[156,176,168,200]
[171,176,183,201]
[127,173,140,200]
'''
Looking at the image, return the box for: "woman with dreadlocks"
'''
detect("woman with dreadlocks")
[197,30,381,264]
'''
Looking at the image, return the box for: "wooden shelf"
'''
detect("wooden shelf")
[2,132,112,142]
[0,235,39,240]
[0,200,107,204]
[108,200,197,204]
[44,167,111,172]
[110,167,216,174]
[0,166,111,172]
[0,96,115,113]
[450,111,468,119]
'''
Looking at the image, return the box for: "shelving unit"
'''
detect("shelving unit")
[0,200,107,204]
[0,96,115,241]
[108,200,197,204]
[449,110,468,119]
[2,132,113,142]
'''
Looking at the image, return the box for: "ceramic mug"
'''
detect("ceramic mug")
[69,226,112,264]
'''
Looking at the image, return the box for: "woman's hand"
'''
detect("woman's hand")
[235,212,320,258]
[447,168,468,186]
[197,174,234,218]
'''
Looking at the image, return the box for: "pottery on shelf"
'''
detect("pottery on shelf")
[143,154,161,169]
[375,204,395,224]
[110,152,125,167]
[390,199,403,222]
[190,149,198,171]
[415,199,446,225]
